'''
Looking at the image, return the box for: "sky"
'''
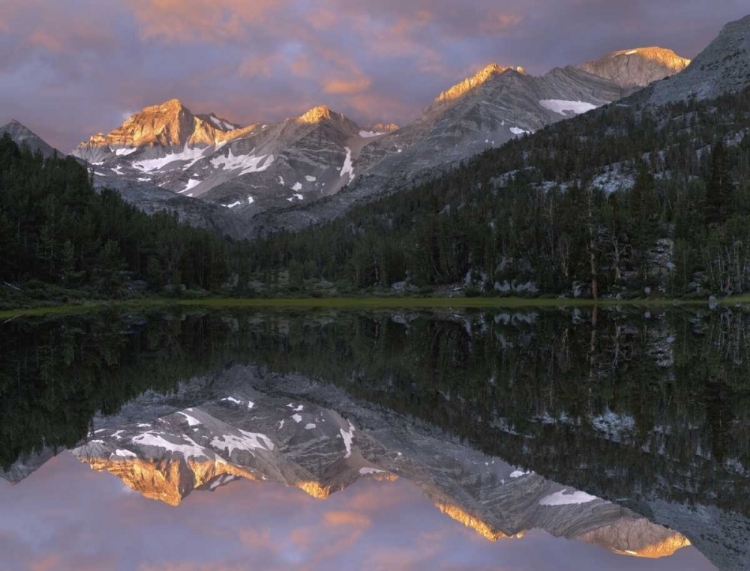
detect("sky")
[0,1,748,152]
[0,452,717,571]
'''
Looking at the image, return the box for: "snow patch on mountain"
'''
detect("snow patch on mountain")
[131,432,208,459]
[540,100,598,116]
[510,127,531,136]
[340,147,354,179]
[133,145,206,172]
[210,151,274,176]
[210,430,274,455]
[184,179,200,192]
[540,490,598,506]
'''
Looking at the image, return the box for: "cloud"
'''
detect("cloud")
[126,0,282,43]
[0,0,748,152]
[324,78,372,95]
[27,552,120,571]
[237,527,271,549]
[322,511,372,528]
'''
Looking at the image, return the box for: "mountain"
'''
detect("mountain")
[0,119,248,238]
[645,14,750,106]
[72,101,384,213]
[244,63,629,234]
[579,47,690,88]
[360,122,399,135]
[71,378,690,560]
[0,120,61,157]
[65,43,694,235]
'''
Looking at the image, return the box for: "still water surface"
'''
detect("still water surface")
[0,306,747,570]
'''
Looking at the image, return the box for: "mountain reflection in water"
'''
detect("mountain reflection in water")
[0,453,714,571]
[0,306,748,570]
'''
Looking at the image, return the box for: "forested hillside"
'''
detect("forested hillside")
[249,89,750,298]
[0,135,256,304]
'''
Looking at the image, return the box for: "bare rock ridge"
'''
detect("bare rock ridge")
[432,64,527,107]
[645,14,750,106]
[580,47,691,88]
[71,380,690,561]
[244,64,628,235]
[62,49,667,231]
[362,122,399,134]
[70,100,369,215]
[244,17,750,235]
[0,120,61,157]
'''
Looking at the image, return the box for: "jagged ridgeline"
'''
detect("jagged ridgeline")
[251,87,750,297]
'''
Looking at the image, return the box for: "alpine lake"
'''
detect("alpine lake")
[1,302,748,571]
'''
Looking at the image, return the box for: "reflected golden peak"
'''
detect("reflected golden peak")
[612,535,692,559]
[434,502,522,541]
[297,481,331,499]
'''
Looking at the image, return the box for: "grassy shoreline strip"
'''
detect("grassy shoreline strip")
[4,294,748,319]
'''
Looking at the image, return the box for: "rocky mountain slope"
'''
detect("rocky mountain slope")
[0,120,61,157]
[644,14,750,106]
[579,47,690,88]
[66,46,688,234]
[0,120,248,238]
[71,375,690,560]
[243,64,631,234]
[72,101,381,214]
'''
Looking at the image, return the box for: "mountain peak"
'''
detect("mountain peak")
[435,64,526,105]
[297,105,342,124]
[580,47,690,88]
[141,98,191,116]
[0,120,59,157]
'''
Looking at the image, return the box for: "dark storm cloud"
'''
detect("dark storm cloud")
[0,0,747,151]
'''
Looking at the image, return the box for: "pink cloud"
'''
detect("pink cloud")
[126,0,282,43]
[237,527,271,549]
[323,510,372,528]
[323,77,372,95]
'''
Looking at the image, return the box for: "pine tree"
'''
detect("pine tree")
[705,140,732,227]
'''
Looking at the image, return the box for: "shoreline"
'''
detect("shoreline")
[0,294,745,319]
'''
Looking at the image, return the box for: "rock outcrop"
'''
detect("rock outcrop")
[580,47,690,88]
[0,120,61,157]
[644,14,750,106]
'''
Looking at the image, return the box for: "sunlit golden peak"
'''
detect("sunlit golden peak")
[434,502,523,541]
[143,98,189,115]
[297,105,341,123]
[435,64,525,104]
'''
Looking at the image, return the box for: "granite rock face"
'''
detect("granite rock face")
[644,14,750,106]
[0,120,61,157]
[71,102,376,215]
[244,65,628,234]
[580,47,690,88]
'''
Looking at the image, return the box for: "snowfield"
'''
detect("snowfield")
[340,147,354,179]
[539,100,598,116]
